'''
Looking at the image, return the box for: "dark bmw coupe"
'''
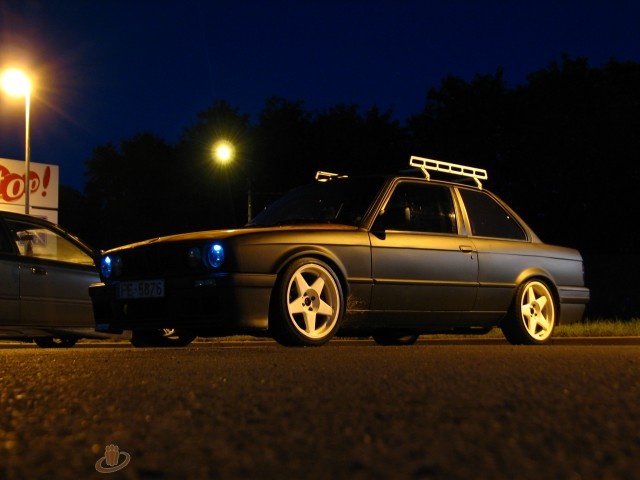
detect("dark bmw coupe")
[89,156,590,347]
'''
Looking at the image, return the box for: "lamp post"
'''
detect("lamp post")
[212,140,252,223]
[1,68,32,214]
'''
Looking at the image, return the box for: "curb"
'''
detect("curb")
[421,336,640,346]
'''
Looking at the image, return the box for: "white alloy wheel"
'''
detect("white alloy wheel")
[502,279,556,345]
[271,258,344,346]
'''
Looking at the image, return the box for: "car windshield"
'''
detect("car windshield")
[248,176,387,227]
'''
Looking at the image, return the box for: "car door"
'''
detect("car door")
[369,180,478,313]
[0,220,19,325]
[456,187,535,312]
[6,218,99,328]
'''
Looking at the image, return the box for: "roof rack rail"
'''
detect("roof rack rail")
[315,171,348,182]
[409,155,488,189]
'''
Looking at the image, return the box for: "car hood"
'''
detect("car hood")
[105,224,359,252]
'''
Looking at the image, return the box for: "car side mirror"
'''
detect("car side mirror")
[374,207,411,231]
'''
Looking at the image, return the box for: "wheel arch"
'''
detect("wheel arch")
[271,246,351,298]
[513,268,560,296]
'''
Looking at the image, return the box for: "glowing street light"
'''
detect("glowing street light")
[212,140,252,223]
[212,140,234,164]
[1,68,32,214]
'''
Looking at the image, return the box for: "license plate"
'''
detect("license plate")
[118,280,165,299]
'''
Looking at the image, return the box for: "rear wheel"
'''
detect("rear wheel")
[130,329,196,347]
[33,337,78,348]
[372,330,419,346]
[270,258,344,347]
[502,279,556,345]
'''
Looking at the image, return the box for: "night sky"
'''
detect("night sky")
[1,0,639,190]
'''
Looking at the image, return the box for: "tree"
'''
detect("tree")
[406,70,509,170]
[309,103,407,175]
[177,100,254,228]
[252,97,314,211]
[83,133,178,248]
[507,55,640,252]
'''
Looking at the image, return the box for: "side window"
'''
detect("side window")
[0,221,12,253]
[458,188,526,240]
[380,182,457,234]
[6,219,95,265]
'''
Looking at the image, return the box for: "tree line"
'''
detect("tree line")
[59,54,640,319]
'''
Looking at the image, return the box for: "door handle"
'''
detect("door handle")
[459,245,474,253]
[30,266,47,275]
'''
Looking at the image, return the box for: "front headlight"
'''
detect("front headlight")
[205,243,225,268]
[101,255,122,279]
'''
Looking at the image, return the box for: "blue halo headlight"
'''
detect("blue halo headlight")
[100,255,112,279]
[101,255,122,279]
[205,243,224,268]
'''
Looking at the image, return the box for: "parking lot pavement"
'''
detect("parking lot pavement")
[1,336,639,348]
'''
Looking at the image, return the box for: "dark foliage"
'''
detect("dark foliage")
[58,55,640,318]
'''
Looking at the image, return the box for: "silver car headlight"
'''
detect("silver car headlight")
[187,246,202,268]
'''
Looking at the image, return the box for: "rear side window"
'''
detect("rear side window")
[459,188,526,240]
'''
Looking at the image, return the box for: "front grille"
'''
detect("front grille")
[118,243,205,279]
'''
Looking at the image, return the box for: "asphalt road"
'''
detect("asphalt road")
[0,339,639,480]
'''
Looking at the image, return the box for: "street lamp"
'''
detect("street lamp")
[212,140,252,223]
[1,68,32,214]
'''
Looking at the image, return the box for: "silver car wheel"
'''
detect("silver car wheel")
[33,337,78,349]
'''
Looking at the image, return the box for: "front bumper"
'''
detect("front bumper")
[89,273,276,334]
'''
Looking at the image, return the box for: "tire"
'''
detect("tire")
[270,257,344,347]
[33,337,78,348]
[130,329,196,348]
[372,330,419,346]
[501,279,556,345]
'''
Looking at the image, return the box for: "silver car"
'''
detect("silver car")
[0,210,100,348]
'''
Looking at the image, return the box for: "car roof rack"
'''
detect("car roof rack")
[409,155,488,189]
[315,171,348,182]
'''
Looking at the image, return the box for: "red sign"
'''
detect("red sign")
[0,158,58,209]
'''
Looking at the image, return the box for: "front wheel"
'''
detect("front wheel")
[502,279,556,345]
[270,258,344,347]
[33,337,78,348]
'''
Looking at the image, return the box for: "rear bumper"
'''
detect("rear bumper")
[558,286,591,324]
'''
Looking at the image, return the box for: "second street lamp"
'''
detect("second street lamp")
[212,140,234,164]
[212,140,252,223]
[1,68,32,214]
